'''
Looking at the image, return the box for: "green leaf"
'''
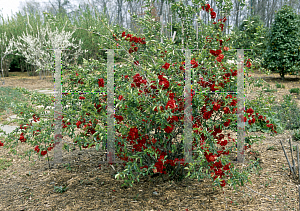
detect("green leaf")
[96,143,100,151]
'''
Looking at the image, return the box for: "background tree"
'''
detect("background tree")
[232,15,268,68]
[11,18,86,80]
[262,5,300,79]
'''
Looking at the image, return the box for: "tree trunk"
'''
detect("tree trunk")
[280,68,285,80]
[20,59,25,73]
[235,0,240,28]
[2,57,12,77]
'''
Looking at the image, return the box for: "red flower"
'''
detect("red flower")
[41,151,47,156]
[134,60,139,66]
[128,48,134,54]
[203,111,212,120]
[169,93,175,100]
[162,62,170,70]
[213,102,221,111]
[34,146,40,153]
[128,127,139,140]
[230,99,237,106]
[98,78,104,87]
[159,79,170,90]
[220,140,228,146]
[246,108,254,114]
[166,99,177,110]
[76,121,82,128]
[248,119,252,125]
[231,70,237,76]
[211,11,216,19]
[220,180,226,187]
[205,153,216,162]
[223,107,230,114]
[205,4,211,12]
[164,124,174,133]
[79,96,85,100]
[191,58,198,68]
[210,49,222,57]
[219,23,224,31]
[224,119,230,127]
[118,95,123,101]
[0,141,4,146]
[134,47,138,52]
[216,54,224,62]
[19,133,26,142]
[246,59,252,67]
[122,31,126,37]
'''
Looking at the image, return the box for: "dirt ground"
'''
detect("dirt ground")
[0,68,300,210]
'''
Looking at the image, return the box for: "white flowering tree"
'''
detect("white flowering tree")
[11,16,87,80]
[0,32,18,84]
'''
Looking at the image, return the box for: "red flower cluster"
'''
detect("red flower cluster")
[32,114,40,122]
[162,62,170,70]
[210,49,222,57]
[98,78,105,87]
[121,31,146,54]
[158,74,170,90]
[246,59,252,68]
[19,132,26,142]
[202,4,216,19]
[131,73,147,88]
[34,145,50,156]
[122,31,146,44]
[127,127,140,141]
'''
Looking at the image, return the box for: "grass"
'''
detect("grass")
[290,88,300,95]
[262,84,276,93]
[0,86,30,116]
[0,158,12,170]
[276,82,285,89]
[292,129,300,141]
[270,94,300,130]
[53,185,68,193]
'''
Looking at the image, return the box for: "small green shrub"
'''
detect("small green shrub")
[271,94,300,130]
[267,145,276,151]
[293,129,300,141]
[253,78,264,87]
[54,185,68,193]
[276,82,285,89]
[262,84,276,92]
[0,158,12,170]
[290,88,300,95]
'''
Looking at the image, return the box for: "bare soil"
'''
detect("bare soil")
[0,69,299,210]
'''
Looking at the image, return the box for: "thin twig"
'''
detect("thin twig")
[289,138,296,173]
[280,139,296,177]
[245,185,275,200]
[297,145,300,182]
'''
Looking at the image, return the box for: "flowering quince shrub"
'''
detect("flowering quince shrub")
[1,0,279,191]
